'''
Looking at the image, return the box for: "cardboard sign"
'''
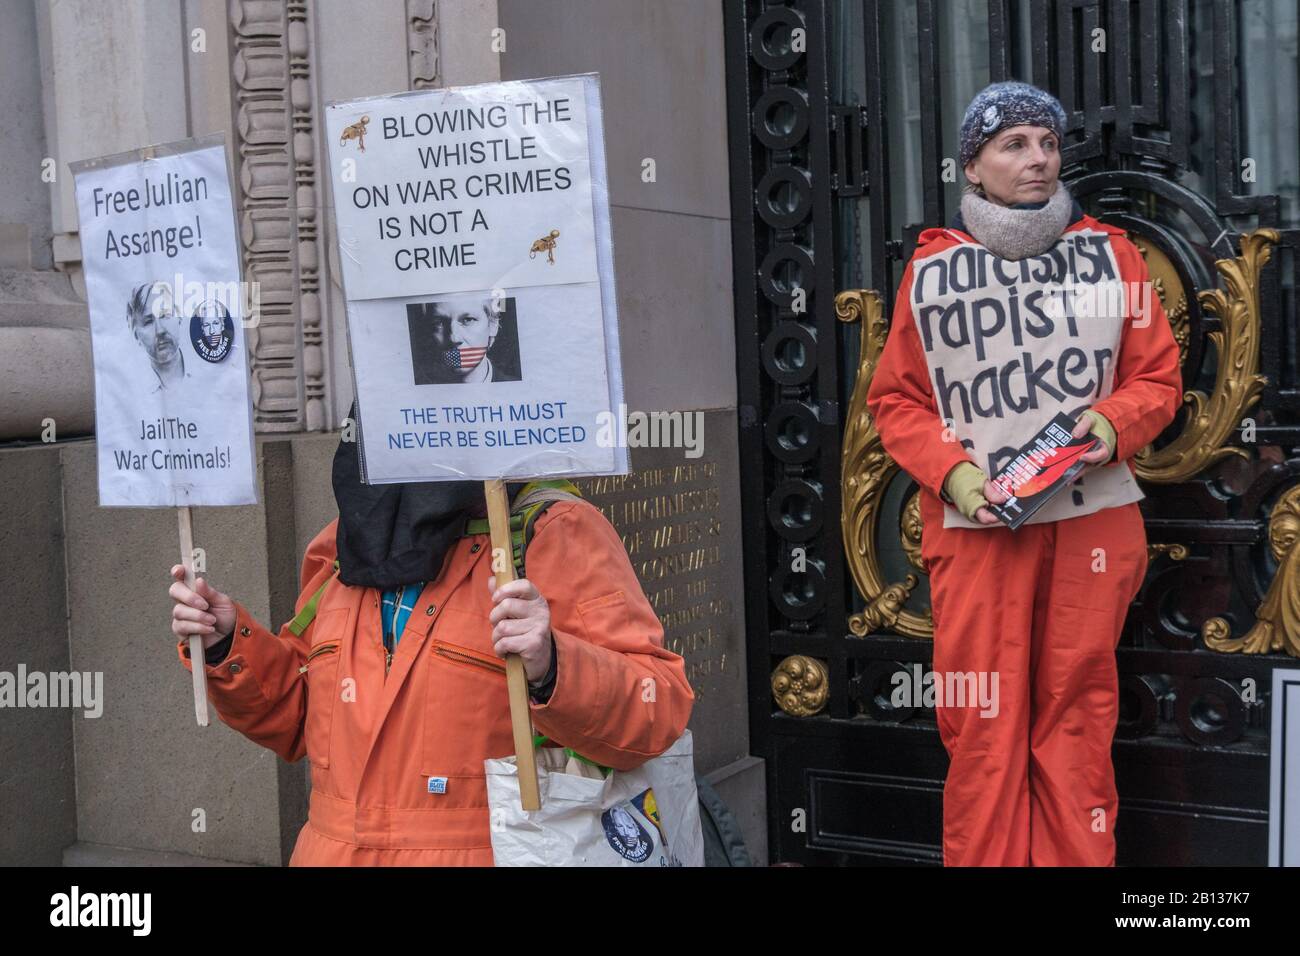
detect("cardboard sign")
[909,229,1145,527]
[71,135,257,507]
[986,412,1101,530]
[324,73,626,483]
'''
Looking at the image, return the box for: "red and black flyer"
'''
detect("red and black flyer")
[986,412,1102,530]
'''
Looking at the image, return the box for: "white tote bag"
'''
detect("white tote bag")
[485,730,704,867]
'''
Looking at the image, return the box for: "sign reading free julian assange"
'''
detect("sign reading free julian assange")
[71,134,257,506]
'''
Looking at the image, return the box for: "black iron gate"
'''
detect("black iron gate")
[727,0,1300,865]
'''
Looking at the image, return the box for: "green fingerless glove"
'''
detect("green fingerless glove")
[942,461,989,521]
[1081,409,1117,463]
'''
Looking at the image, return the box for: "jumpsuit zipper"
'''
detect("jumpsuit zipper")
[429,639,508,675]
[299,642,339,674]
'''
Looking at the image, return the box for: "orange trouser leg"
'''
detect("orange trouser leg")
[1027,502,1148,866]
[924,496,1147,867]
[925,504,1049,866]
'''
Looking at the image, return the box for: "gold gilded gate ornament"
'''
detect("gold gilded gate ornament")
[1202,483,1300,657]
[1133,226,1299,657]
[1134,228,1276,483]
[1130,237,1191,369]
[837,289,933,638]
[771,655,829,716]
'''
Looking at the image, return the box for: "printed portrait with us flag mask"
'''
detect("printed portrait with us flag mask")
[406,292,523,385]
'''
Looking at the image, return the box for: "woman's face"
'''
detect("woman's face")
[964,124,1061,206]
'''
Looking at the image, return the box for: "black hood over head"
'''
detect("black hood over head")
[331,400,522,589]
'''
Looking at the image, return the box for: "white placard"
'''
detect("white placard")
[72,137,257,506]
[1269,667,1300,866]
[325,75,599,301]
[325,73,627,482]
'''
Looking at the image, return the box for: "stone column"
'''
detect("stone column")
[0,0,87,440]
[39,0,189,284]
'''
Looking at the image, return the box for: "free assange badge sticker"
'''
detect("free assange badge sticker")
[189,299,234,363]
[601,804,654,863]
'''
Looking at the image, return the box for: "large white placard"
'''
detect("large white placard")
[1270,667,1300,866]
[325,73,627,482]
[326,75,599,300]
[72,136,257,506]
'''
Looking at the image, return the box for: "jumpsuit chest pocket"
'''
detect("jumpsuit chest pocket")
[421,608,511,782]
[302,609,349,770]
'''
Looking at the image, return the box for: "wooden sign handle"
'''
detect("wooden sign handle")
[178,507,210,727]
[484,479,541,811]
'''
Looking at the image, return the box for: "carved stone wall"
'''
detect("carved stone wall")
[222,0,445,432]
[407,0,440,89]
[228,0,329,432]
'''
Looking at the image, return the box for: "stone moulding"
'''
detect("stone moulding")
[407,0,440,90]
[228,0,328,431]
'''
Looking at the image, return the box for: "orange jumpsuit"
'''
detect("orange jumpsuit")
[178,498,694,865]
[865,215,1183,865]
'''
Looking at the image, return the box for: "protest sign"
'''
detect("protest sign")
[71,134,257,508]
[1269,667,1300,865]
[72,133,257,725]
[908,230,1145,527]
[324,72,627,483]
[325,73,628,807]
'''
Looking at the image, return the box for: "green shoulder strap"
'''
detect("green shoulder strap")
[287,558,341,637]
[463,479,583,578]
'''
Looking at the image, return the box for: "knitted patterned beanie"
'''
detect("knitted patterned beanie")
[958,81,1067,169]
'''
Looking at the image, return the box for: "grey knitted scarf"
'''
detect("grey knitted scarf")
[958,181,1074,260]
